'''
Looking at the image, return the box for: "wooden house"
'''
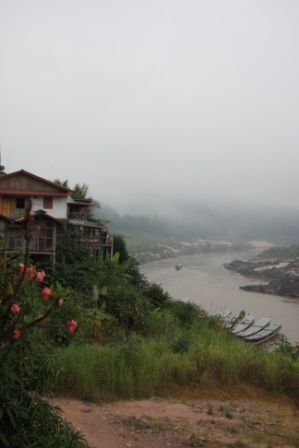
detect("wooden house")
[0,170,113,264]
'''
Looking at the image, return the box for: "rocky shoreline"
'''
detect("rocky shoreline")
[225,257,299,298]
[132,239,252,264]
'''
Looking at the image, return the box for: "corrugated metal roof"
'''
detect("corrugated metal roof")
[68,219,105,229]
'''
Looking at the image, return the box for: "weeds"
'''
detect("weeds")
[49,317,299,402]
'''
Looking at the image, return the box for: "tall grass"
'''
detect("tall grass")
[49,319,299,401]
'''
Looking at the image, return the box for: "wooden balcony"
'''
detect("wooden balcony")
[79,235,112,248]
[69,211,88,220]
[6,233,54,253]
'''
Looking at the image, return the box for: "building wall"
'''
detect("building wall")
[0,220,5,241]
[31,196,68,219]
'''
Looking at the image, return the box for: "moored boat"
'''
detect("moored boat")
[219,309,232,319]
[245,322,282,344]
[231,313,255,335]
[237,317,271,339]
[220,310,236,329]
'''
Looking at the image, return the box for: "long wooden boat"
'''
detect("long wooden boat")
[219,309,232,319]
[231,314,255,335]
[237,318,271,339]
[245,322,282,344]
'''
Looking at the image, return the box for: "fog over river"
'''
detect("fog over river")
[141,249,299,343]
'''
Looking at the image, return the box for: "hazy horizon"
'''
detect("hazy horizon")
[1,0,299,215]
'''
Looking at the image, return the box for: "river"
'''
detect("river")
[141,249,299,343]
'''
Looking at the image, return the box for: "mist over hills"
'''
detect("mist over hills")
[97,201,299,246]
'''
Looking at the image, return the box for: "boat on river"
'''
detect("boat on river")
[237,317,271,339]
[219,309,235,329]
[245,322,282,344]
[175,264,183,271]
[231,313,255,335]
[216,310,282,345]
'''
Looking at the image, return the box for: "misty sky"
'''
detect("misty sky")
[1,0,299,214]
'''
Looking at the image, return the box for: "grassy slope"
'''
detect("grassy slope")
[50,317,299,403]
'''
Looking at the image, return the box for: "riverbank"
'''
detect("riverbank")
[131,238,252,263]
[225,257,299,298]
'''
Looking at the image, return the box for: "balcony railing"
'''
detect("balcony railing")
[79,236,112,247]
[69,211,88,220]
[6,235,54,252]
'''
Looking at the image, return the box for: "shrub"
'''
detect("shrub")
[106,284,150,334]
[0,213,87,447]
[143,282,171,308]
[0,336,89,447]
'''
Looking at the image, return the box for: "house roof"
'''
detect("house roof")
[0,189,67,197]
[68,219,107,230]
[0,169,72,196]
[14,210,64,224]
[67,196,93,206]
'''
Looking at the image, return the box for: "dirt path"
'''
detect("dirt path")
[50,394,299,448]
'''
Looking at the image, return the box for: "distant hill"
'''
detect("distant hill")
[255,245,299,260]
[96,202,299,250]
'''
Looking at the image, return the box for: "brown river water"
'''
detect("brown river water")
[141,249,299,343]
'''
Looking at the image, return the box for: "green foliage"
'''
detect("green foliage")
[52,178,69,187]
[56,230,91,264]
[72,183,89,200]
[112,251,120,263]
[169,300,206,327]
[49,314,299,402]
[275,338,299,361]
[143,282,171,308]
[0,236,89,446]
[0,163,6,176]
[106,284,150,334]
[0,338,89,447]
[43,256,299,404]
[112,234,129,263]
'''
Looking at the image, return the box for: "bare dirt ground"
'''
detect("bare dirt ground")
[50,388,299,448]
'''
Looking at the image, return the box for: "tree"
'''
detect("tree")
[72,183,101,222]
[0,164,5,176]
[72,183,89,200]
[0,150,5,176]
[53,179,69,187]
[112,234,129,263]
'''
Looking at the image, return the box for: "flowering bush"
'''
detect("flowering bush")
[0,209,85,448]
[0,261,77,347]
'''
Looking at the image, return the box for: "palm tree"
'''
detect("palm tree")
[72,183,89,199]
[72,183,101,221]
[53,179,69,187]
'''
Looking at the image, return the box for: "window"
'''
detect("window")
[43,197,53,209]
[16,198,25,209]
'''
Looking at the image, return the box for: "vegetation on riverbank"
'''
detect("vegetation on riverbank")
[255,244,299,260]
[50,322,299,402]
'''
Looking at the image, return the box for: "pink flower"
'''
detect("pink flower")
[58,299,64,306]
[26,265,36,279]
[68,319,78,335]
[41,287,51,301]
[13,329,21,339]
[36,270,46,282]
[11,304,21,314]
